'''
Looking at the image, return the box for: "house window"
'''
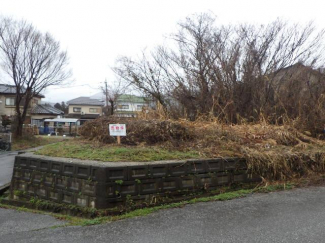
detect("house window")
[73,107,81,112]
[118,105,129,110]
[5,97,15,106]
[31,119,43,127]
[137,105,143,111]
[89,108,99,113]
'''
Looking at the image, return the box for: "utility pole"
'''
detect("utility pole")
[105,79,109,107]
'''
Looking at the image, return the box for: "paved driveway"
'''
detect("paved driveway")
[0,151,17,189]
[1,186,325,243]
[0,145,47,189]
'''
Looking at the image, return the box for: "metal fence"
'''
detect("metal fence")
[39,125,80,136]
[22,124,81,136]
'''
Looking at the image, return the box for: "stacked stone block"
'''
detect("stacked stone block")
[10,155,259,209]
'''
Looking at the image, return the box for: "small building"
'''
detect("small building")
[43,118,79,135]
[44,118,79,127]
[31,104,64,127]
[66,97,104,125]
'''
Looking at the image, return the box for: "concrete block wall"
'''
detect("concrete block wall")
[10,155,260,209]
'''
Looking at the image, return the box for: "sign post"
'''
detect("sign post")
[109,124,126,145]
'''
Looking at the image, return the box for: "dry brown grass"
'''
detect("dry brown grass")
[243,148,325,180]
[79,117,325,180]
[79,117,193,146]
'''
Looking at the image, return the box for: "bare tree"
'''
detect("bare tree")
[115,13,325,126]
[54,101,68,114]
[114,53,170,112]
[0,17,71,136]
[100,79,126,116]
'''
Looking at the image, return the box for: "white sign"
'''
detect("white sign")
[109,124,126,136]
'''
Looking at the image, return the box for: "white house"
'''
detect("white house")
[114,94,149,117]
[90,93,152,117]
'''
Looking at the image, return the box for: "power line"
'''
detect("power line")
[50,84,99,90]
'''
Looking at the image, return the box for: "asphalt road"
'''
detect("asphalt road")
[1,186,325,243]
[0,146,45,189]
[0,151,17,189]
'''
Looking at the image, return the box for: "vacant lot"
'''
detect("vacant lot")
[35,118,325,180]
[35,139,202,162]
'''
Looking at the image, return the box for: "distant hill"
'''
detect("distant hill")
[90,92,104,101]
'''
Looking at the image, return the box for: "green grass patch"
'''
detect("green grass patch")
[35,140,202,162]
[254,182,294,193]
[56,189,254,226]
[80,218,103,226]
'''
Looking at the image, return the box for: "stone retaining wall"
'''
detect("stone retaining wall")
[10,154,260,209]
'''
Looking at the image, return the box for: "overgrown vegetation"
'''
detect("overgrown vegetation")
[56,117,325,181]
[115,13,325,137]
[79,118,192,145]
[1,115,11,128]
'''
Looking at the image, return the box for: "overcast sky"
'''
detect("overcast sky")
[0,0,324,103]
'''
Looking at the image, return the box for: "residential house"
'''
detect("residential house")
[0,84,47,124]
[114,94,151,117]
[66,97,104,124]
[90,93,153,117]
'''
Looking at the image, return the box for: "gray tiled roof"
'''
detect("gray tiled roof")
[0,84,18,94]
[31,104,64,115]
[0,84,44,97]
[67,97,104,106]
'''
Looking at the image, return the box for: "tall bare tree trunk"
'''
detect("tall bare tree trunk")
[0,17,71,137]
[109,101,114,115]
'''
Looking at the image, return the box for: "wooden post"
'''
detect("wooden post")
[117,122,121,145]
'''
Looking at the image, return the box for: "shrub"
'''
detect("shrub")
[79,117,193,145]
